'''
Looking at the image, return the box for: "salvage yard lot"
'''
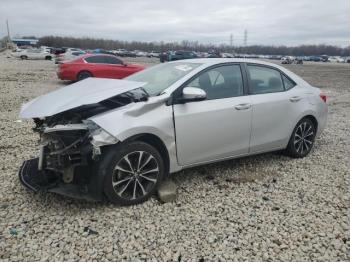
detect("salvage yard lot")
[0,51,349,261]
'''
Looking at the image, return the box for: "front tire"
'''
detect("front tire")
[285,118,316,158]
[100,141,165,205]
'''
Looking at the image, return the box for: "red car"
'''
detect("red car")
[57,54,145,81]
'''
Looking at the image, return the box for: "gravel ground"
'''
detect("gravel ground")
[0,51,349,261]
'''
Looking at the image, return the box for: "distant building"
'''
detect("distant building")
[12,38,39,47]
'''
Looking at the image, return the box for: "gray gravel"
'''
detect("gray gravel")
[0,51,349,261]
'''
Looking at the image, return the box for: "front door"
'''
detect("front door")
[173,64,252,166]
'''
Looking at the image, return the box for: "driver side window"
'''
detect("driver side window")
[187,64,244,100]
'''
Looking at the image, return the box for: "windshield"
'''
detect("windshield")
[125,62,202,96]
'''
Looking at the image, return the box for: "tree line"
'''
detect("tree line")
[28,35,350,56]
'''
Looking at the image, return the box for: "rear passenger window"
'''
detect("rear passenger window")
[85,56,108,64]
[247,65,284,94]
[105,56,123,64]
[282,74,296,90]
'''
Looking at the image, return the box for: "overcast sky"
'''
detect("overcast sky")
[1,0,349,46]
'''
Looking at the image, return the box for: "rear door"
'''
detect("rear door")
[173,64,252,166]
[84,56,110,78]
[246,64,308,152]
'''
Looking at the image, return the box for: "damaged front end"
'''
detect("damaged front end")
[19,85,149,201]
[19,120,118,201]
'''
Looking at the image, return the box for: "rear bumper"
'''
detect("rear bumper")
[19,158,103,202]
[56,68,76,81]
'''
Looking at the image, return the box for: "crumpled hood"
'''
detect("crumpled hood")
[19,78,146,118]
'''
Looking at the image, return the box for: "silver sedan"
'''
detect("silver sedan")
[19,59,328,205]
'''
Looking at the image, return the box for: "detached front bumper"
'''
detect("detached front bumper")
[18,158,104,202]
[19,158,45,192]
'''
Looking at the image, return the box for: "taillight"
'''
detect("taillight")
[320,93,327,103]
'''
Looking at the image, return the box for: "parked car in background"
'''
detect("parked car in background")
[166,51,198,61]
[135,51,148,57]
[51,48,65,55]
[320,55,329,62]
[147,51,160,58]
[64,47,83,53]
[57,54,145,81]
[91,49,116,55]
[206,52,221,58]
[111,49,136,57]
[281,56,294,64]
[309,56,322,62]
[13,49,53,60]
[55,50,86,64]
[221,53,234,58]
[19,58,327,205]
[294,57,303,64]
[328,56,345,63]
[113,49,127,56]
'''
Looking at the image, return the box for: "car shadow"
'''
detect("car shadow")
[171,151,290,187]
[21,151,292,210]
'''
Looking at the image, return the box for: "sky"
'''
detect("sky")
[1,0,350,47]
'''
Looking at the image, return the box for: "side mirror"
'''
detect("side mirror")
[181,87,206,102]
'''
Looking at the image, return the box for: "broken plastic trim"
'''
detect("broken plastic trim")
[43,123,88,133]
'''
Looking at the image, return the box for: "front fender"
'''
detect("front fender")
[88,99,182,173]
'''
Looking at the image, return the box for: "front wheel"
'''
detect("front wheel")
[100,141,165,205]
[285,118,316,158]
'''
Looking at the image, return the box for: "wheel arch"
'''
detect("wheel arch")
[285,112,319,149]
[299,114,318,133]
[123,133,170,176]
[77,70,93,80]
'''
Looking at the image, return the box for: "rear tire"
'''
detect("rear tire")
[45,56,52,60]
[20,55,27,60]
[285,118,316,158]
[77,71,92,81]
[99,141,165,205]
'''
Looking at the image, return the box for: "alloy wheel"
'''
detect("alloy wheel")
[112,151,159,201]
[293,121,315,154]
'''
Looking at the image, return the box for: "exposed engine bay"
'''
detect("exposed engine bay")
[19,87,149,200]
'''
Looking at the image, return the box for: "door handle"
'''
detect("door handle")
[289,96,301,102]
[235,103,251,110]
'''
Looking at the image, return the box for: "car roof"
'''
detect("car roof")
[81,53,118,58]
[162,58,310,91]
[171,58,280,67]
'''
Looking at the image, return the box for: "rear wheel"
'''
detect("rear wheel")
[101,141,165,205]
[285,118,316,158]
[20,55,27,60]
[77,71,92,81]
[45,56,52,60]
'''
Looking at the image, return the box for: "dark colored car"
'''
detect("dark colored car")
[118,51,137,57]
[57,54,145,81]
[309,56,322,62]
[166,51,198,61]
[51,48,65,55]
